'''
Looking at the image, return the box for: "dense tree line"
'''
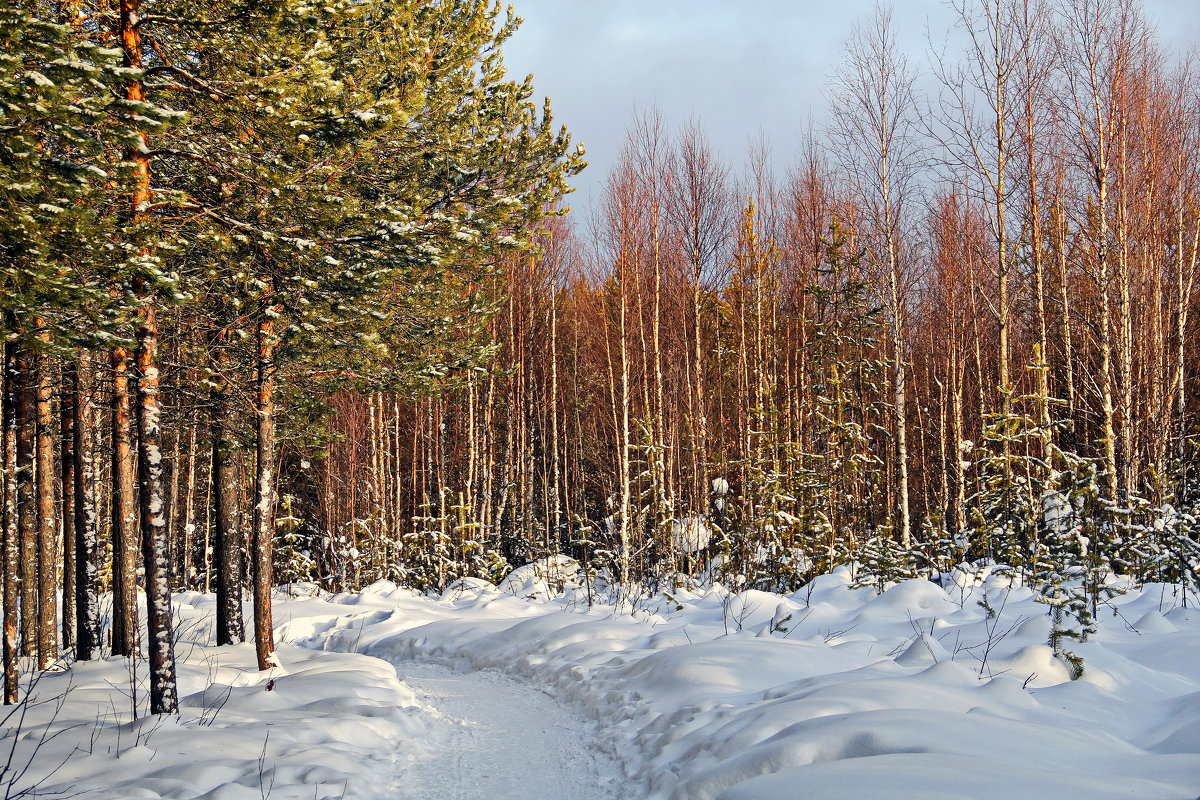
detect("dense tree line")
[313,0,1199,618]
[0,0,580,713]
[3,0,1199,715]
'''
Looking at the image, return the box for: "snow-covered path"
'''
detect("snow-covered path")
[389,660,624,800]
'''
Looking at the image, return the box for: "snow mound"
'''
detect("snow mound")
[498,555,582,599]
[12,640,430,800]
[861,579,959,619]
[987,644,1075,686]
[1134,611,1178,634]
[282,564,1200,800]
[894,634,951,667]
[22,563,1196,799]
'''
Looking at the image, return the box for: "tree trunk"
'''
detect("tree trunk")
[61,358,76,653]
[2,336,20,702]
[252,318,278,670]
[1053,195,1077,435]
[136,291,179,714]
[180,424,197,591]
[893,329,911,550]
[111,346,137,657]
[121,0,179,714]
[15,342,37,663]
[1176,222,1198,497]
[73,351,100,661]
[212,351,244,645]
[34,326,57,669]
[202,439,214,594]
[618,270,632,592]
[885,207,910,550]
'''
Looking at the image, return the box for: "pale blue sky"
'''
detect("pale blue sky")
[503,0,1200,210]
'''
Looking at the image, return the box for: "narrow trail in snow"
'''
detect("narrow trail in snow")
[389,660,624,800]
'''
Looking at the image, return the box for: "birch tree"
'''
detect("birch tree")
[830,2,921,549]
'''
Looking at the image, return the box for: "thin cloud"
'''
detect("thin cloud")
[504,0,1200,208]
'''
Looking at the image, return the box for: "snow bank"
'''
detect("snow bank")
[3,592,432,800]
[282,565,1200,800]
[6,566,1198,799]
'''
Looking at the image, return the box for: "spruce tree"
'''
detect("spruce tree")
[1033,445,1110,679]
[967,406,1048,569]
[801,221,891,579]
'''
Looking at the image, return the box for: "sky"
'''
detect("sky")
[502,0,1200,212]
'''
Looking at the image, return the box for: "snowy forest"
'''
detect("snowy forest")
[2,0,1200,798]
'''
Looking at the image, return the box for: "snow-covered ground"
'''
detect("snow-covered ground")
[389,659,621,799]
[5,564,1200,799]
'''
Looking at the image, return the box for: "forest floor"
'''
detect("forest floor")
[5,561,1200,799]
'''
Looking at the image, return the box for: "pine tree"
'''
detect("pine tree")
[274,495,316,586]
[51,0,584,671]
[0,8,127,332]
[1,6,138,692]
[71,351,101,661]
[1,338,19,702]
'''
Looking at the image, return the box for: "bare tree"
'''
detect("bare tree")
[930,0,1031,411]
[1053,0,1151,501]
[667,120,732,516]
[830,2,922,548]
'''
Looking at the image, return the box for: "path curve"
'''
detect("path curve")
[390,659,624,800]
